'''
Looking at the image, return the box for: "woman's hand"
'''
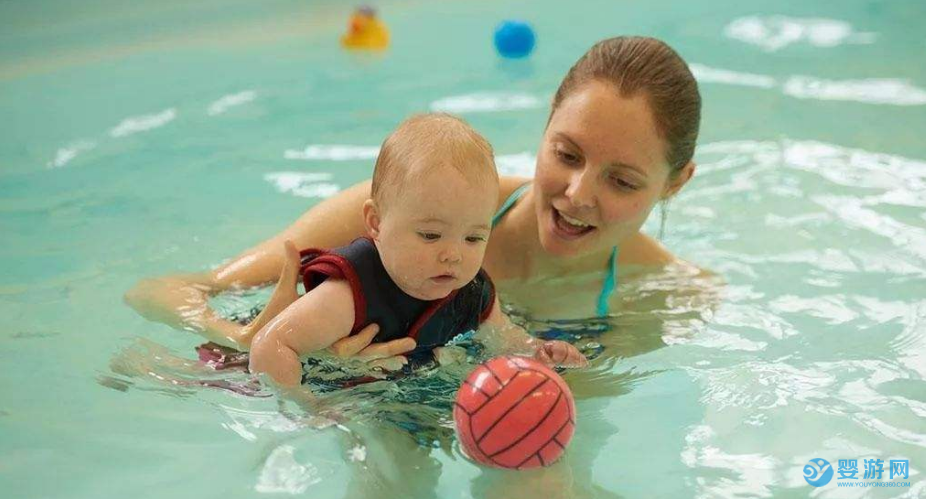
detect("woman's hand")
[125,180,374,348]
[433,345,467,366]
[328,323,417,371]
[238,240,303,346]
[533,340,589,368]
[242,240,414,371]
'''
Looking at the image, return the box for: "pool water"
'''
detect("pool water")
[2,0,925,497]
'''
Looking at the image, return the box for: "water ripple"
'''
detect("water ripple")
[264,172,340,199]
[689,63,776,88]
[724,16,875,51]
[208,90,257,116]
[814,195,926,262]
[711,303,799,340]
[681,425,778,498]
[47,140,96,168]
[283,145,379,161]
[692,65,926,105]
[769,294,859,325]
[109,108,177,137]
[783,76,926,106]
[429,92,542,113]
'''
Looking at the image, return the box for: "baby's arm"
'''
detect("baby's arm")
[249,279,357,386]
[475,297,588,368]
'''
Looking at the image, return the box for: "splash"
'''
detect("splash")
[255,445,323,494]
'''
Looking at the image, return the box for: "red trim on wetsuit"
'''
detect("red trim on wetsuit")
[478,271,496,324]
[299,249,367,332]
[299,239,495,344]
[406,289,460,341]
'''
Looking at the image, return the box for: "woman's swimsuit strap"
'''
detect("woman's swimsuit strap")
[492,182,531,228]
[490,183,617,317]
[597,246,617,317]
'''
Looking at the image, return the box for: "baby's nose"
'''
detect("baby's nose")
[439,245,462,263]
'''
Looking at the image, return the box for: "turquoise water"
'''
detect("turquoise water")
[3,0,926,497]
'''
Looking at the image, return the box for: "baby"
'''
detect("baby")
[249,113,587,386]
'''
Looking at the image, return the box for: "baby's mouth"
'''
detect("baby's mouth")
[552,208,596,237]
[430,273,456,283]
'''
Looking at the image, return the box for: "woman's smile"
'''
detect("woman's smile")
[551,207,596,239]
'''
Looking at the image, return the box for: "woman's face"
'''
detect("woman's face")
[534,79,690,258]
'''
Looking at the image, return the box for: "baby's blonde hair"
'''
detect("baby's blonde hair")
[371,113,498,210]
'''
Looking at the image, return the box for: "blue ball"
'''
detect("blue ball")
[493,20,535,59]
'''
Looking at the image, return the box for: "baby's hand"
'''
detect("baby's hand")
[433,346,467,366]
[533,340,588,368]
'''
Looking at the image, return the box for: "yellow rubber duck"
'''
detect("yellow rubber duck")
[341,6,390,50]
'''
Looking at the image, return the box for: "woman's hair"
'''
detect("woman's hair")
[551,36,701,174]
[372,113,497,209]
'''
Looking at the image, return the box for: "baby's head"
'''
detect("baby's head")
[363,113,499,301]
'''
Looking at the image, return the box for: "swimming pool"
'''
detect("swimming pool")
[2,0,925,497]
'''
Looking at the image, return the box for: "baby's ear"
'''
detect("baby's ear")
[362,199,381,238]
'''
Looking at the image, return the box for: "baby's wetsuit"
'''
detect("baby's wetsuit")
[299,237,496,356]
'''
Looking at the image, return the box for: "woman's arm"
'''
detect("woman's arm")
[124,180,373,349]
[125,175,531,352]
[124,272,248,349]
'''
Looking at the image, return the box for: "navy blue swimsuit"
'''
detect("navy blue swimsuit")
[299,237,495,355]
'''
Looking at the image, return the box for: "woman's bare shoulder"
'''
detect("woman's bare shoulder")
[621,232,719,278]
[620,232,677,266]
[611,233,724,318]
[498,176,532,206]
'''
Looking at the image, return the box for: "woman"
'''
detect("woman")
[125,36,704,365]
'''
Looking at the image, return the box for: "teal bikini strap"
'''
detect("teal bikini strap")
[491,182,617,318]
[492,183,532,228]
[596,246,618,317]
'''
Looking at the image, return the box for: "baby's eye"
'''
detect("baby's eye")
[466,235,487,243]
[418,232,441,241]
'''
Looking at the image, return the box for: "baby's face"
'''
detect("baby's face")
[372,166,498,301]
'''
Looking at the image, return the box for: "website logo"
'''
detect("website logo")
[802,457,911,489]
[804,458,834,487]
